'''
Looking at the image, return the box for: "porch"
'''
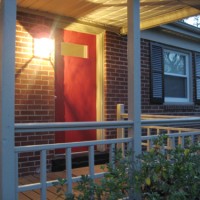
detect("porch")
[17,123,200,200]
[15,114,200,199]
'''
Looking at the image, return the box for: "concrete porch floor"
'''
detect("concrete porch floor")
[18,165,104,200]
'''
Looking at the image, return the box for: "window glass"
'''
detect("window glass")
[164,49,189,103]
[164,52,186,75]
[165,75,187,98]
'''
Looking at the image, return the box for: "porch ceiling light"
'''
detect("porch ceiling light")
[34,38,54,59]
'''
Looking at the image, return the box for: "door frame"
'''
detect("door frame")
[57,22,105,151]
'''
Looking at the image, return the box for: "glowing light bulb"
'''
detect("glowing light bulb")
[34,38,54,58]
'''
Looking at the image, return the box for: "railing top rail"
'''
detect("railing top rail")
[141,131,200,141]
[141,117,200,126]
[142,126,200,132]
[15,120,133,133]
[119,113,197,119]
[141,114,191,119]
[15,117,200,133]
[15,137,132,152]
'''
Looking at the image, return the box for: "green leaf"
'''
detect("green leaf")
[145,177,151,186]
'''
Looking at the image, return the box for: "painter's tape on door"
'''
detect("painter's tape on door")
[61,42,88,58]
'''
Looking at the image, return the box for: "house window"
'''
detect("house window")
[150,43,200,105]
[164,50,190,103]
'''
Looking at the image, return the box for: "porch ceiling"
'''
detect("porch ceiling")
[17,0,200,34]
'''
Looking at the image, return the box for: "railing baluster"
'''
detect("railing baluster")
[182,136,185,148]
[167,129,171,149]
[109,143,115,165]
[40,150,47,200]
[127,141,132,152]
[149,139,153,150]
[191,134,194,144]
[147,128,150,151]
[171,137,175,149]
[15,153,19,200]
[161,142,165,154]
[66,148,72,193]
[178,130,182,145]
[89,146,95,179]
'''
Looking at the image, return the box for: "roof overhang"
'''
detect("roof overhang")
[160,21,200,41]
[17,0,200,34]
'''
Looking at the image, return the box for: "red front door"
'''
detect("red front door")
[55,29,96,152]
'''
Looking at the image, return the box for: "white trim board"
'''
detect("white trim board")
[141,28,200,53]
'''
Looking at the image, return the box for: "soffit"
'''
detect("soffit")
[17,0,200,34]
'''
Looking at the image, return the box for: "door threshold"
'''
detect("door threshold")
[52,151,109,172]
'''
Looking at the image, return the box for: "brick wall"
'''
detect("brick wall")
[15,12,55,176]
[104,31,128,139]
[104,32,200,133]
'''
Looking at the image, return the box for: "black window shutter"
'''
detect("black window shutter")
[150,43,164,104]
[195,53,200,104]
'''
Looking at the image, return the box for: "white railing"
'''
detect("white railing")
[142,126,199,151]
[15,121,133,200]
[15,138,132,198]
[141,131,200,150]
[15,105,200,199]
[117,104,200,151]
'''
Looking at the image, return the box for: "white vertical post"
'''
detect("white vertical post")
[40,150,47,200]
[127,0,141,157]
[0,0,16,199]
[15,153,19,200]
[89,146,95,179]
[66,148,72,193]
[109,143,115,165]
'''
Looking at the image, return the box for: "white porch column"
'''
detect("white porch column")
[127,0,141,157]
[0,0,16,199]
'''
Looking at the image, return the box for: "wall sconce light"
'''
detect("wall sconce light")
[34,37,54,59]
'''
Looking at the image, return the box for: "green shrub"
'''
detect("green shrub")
[54,136,200,200]
[54,149,132,200]
[133,136,200,200]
